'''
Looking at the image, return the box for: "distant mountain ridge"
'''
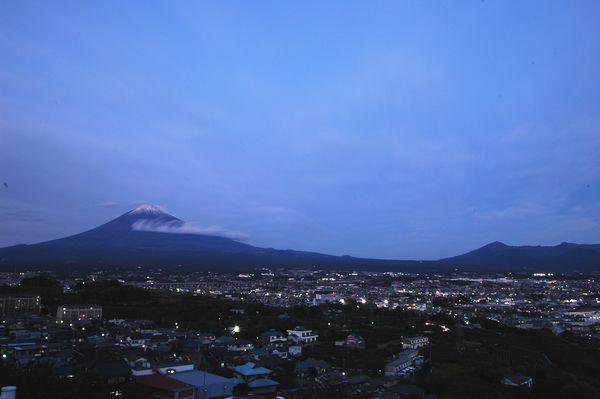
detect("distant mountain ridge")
[439,241,600,272]
[0,205,599,272]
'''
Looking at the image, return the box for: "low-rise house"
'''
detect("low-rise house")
[502,373,533,388]
[385,349,418,376]
[130,358,195,377]
[313,292,339,305]
[171,371,234,399]
[214,336,235,346]
[345,333,366,349]
[53,363,81,379]
[136,370,234,399]
[149,340,173,352]
[46,328,75,344]
[233,361,273,383]
[288,345,302,357]
[295,358,332,377]
[12,329,42,342]
[131,320,156,330]
[260,330,287,346]
[227,339,254,352]
[195,333,216,345]
[269,347,288,359]
[1,342,47,363]
[251,346,269,360]
[87,334,108,345]
[257,354,288,371]
[181,339,205,353]
[247,378,279,397]
[125,335,148,348]
[134,374,194,399]
[93,359,132,385]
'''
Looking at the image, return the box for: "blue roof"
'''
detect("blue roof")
[233,362,272,376]
[169,370,233,387]
[248,378,279,388]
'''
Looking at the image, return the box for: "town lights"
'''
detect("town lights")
[233,325,240,334]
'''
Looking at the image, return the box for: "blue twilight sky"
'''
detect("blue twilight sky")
[1,1,600,259]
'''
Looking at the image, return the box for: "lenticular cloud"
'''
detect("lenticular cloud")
[131,219,247,241]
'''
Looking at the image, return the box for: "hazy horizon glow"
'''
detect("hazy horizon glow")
[1,1,600,259]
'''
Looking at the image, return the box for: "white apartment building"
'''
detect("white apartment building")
[287,326,318,345]
[402,336,429,349]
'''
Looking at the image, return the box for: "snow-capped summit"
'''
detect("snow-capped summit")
[123,204,182,230]
[129,204,169,216]
[94,204,183,234]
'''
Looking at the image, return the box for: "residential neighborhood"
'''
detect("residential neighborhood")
[1,270,599,398]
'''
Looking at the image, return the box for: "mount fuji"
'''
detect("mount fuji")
[0,205,422,270]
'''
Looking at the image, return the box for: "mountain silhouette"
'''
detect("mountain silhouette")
[439,241,600,272]
[0,205,421,270]
[0,205,599,272]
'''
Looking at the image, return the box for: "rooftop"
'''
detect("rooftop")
[233,362,272,376]
[135,374,193,391]
[169,370,233,387]
[248,378,279,388]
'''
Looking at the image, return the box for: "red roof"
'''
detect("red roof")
[135,374,193,391]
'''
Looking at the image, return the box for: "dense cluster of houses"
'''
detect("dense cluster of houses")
[0,299,452,398]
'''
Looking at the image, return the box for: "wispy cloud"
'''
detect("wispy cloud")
[131,219,248,241]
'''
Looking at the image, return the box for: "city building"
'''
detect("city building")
[56,304,102,323]
[0,295,41,317]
